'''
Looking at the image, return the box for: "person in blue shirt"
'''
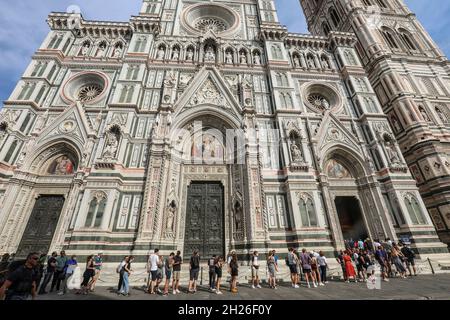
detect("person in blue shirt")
[59,255,78,295]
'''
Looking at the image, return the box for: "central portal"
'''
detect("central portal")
[184,182,225,259]
[335,196,368,242]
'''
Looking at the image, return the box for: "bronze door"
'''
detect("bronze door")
[16,195,65,257]
[184,182,224,259]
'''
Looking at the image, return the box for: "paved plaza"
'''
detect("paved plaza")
[36,274,450,300]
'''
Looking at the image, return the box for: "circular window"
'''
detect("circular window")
[307,94,330,110]
[61,71,108,105]
[303,83,342,113]
[181,3,240,36]
[77,84,104,102]
[194,17,228,33]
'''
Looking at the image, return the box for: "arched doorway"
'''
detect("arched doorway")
[322,149,380,249]
[14,143,79,257]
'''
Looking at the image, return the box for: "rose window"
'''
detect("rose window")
[77,84,104,102]
[194,18,228,33]
[307,94,330,110]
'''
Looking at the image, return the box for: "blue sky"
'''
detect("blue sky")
[0,0,449,103]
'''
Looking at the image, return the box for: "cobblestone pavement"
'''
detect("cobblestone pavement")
[35,274,450,300]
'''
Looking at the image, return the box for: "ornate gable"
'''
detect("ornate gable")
[34,101,95,149]
[174,66,242,120]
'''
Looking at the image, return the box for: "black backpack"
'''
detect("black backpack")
[191,256,200,269]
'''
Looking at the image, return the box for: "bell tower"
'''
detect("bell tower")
[300,0,450,245]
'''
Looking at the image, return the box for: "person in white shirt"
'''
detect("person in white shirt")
[251,251,261,289]
[317,251,328,285]
[147,249,160,294]
[117,256,128,293]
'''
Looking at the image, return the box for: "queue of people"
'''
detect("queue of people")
[0,242,419,300]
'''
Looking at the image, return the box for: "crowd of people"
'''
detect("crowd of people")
[0,239,418,300]
[0,251,103,300]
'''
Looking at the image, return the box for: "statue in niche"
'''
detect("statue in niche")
[96,43,107,57]
[157,47,165,60]
[293,56,300,67]
[166,200,176,231]
[102,131,119,159]
[419,108,431,122]
[391,116,401,132]
[172,48,179,60]
[80,43,90,56]
[254,52,261,65]
[240,51,247,64]
[225,51,233,64]
[186,48,194,61]
[233,202,243,231]
[113,45,122,58]
[290,143,304,163]
[384,137,400,165]
[204,46,216,62]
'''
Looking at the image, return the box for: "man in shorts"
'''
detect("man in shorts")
[172,250,182,294]
[251,251,261,289]
[400,243,417,276]
[287,248,299,288]
[147,249,160,294]
[188,250,200,293]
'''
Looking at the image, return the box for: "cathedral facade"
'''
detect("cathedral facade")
[0,0,449,265]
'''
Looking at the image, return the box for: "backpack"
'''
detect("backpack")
[285,255,290,266]
[191,256,200,269]
[116,262,123,273]
[7,259,26,273]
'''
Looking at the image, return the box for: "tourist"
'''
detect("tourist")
[51,250,68,292]
[163,252,174,296]
[400,243,417,276]
[300,249,317,288]
[208,254,217,291]
[90,252,103,291]
[353,249,364,282]
[251,251,261,289]
[78,255,95,295]
[188,250,200,293]
[382,239,394,277]
[156,254,164,293]
[391,244,407,278]
[117,255,128,293]
[38,251,57,294]
[310,252,322,286]
[0,252,39,300]
[375,246,389,282]
[172,250,182,294]
[59,255,78,295]
[229,252,239,293]
[267,250,278,289]
[215,256,224,294]
[317,251,328,284]
[148,249,160,294]
[357,250,367,282]
[336,250,347,281]
[287,247,299,288]
[119,256,134,296]
[343,250,357,283]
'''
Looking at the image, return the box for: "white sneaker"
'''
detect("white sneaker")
[176,289,181,293]
[324,281,329,284]
[313,283,318,288]
[319,282,324,286]
[294,284,299,288]
[216,291,223,295]
[307,284,311,288]
[252,285,256,289]
[173,291,177,295]
[57,292,64,295]
[256,285,261,289]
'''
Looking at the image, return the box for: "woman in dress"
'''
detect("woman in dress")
[229,253,239,293]
[78,255,95,295]
[267,251,278,289]
[391,244,407,278]
[343,250,357,283]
